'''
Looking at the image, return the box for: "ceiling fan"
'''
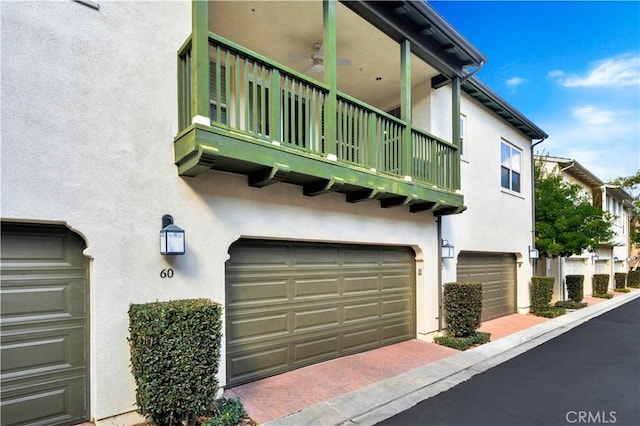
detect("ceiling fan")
[290,43,352,74]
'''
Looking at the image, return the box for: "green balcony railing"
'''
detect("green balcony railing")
[178,33,459,191]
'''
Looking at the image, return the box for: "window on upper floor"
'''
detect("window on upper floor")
[501,141,521,193]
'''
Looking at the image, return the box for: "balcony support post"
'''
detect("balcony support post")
[270,69,282,143]
[400,40,412,178]
[323,0,337,158]
[191,0,210,126]
[451,76,461,189]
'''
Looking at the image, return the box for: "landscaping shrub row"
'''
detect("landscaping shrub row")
[629,270,640,288]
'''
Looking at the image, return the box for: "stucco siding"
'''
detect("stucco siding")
[442,91,535,312]
[1,1,445,420]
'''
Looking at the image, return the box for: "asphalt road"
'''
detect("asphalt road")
[378,297,640,426]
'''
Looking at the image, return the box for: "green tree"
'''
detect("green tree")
[610,170,640,247]
[535,160,614,258]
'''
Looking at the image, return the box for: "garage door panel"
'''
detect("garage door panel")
[457,253,516,322]
[228,346,289,382]
[227,245,290,268]
[1,224,88,425]
[226,279,289,307]
[292,246,340,266]
[343,302,379,323]
[294,307,339,332]
[1,326,85,377]
[382,321,413,341]
[0,233,83,267]
[342,328,379,351]
[343,275,379,294]
[226,240,415,386]
[294,277,340,299]
[1,279,84,321]
[293,336,340,364]
[226,313,289,344]
[382,297,412,317]
[342,248,379,265]
[1,377,86,426]
[381,273,413,290]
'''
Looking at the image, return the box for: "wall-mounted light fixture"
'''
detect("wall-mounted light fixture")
[613,256,619,262]
[592,254,600,264]
[160,214,185,255]
[528,246,539,260]
[441,240,455,259]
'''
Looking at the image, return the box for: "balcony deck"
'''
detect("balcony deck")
[174,33,464,214]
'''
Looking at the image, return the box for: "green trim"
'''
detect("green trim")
[323,0,337,158]
[400,40,412,176]
[451,76,461,189]
[191,0,210,122]
[175,125,464,211]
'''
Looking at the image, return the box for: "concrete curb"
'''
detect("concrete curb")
[264,291,640,426]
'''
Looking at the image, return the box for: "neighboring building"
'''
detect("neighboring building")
[1,1,544,424]
[536,156,635,299]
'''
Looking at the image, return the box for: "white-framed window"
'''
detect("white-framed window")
[501,141,521,193]
[460,114,467,156]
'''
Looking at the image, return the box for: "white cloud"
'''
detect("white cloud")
[571,105,615,125]
[552,54,640,88]
[538,113,639,183]
[506,76,526,87]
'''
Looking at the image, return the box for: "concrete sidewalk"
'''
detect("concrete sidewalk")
[263,290,640,426]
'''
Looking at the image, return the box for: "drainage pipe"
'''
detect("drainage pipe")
[530,137,547,275]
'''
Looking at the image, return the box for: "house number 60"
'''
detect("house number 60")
[160,269,174,278]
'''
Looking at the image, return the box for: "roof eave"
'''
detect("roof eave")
[462,76,548,140]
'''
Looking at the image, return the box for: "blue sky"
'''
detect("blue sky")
[429,0,640,185]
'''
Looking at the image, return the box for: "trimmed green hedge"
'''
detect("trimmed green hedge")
[565,275,584,303]
[433,332,490,351]
[555,300,587,309]
[531,276,554,313]
[129,299,223,426]
[533,306,566,318]
[443,282,483,338]
[628,270,640,288]
[614,272,627,288]
[593,274,610,296]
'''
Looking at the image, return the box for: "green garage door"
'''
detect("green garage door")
[226,240,415,386]
[1,224,88,426]
[457,253,516,322]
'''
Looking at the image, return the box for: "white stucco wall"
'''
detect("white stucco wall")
[440,91,535,312]
[1,1,446,422]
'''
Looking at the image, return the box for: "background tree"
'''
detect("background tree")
[609,170,640,248]
[535,159,614,258]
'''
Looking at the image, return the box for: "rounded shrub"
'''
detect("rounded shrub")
[592,274,610,296]
[531,276,554,312]
[443,282,483,338]
[565,275,584,302]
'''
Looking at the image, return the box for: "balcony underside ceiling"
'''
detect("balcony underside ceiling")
[175,125,465,215]
[208,0,440,113]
